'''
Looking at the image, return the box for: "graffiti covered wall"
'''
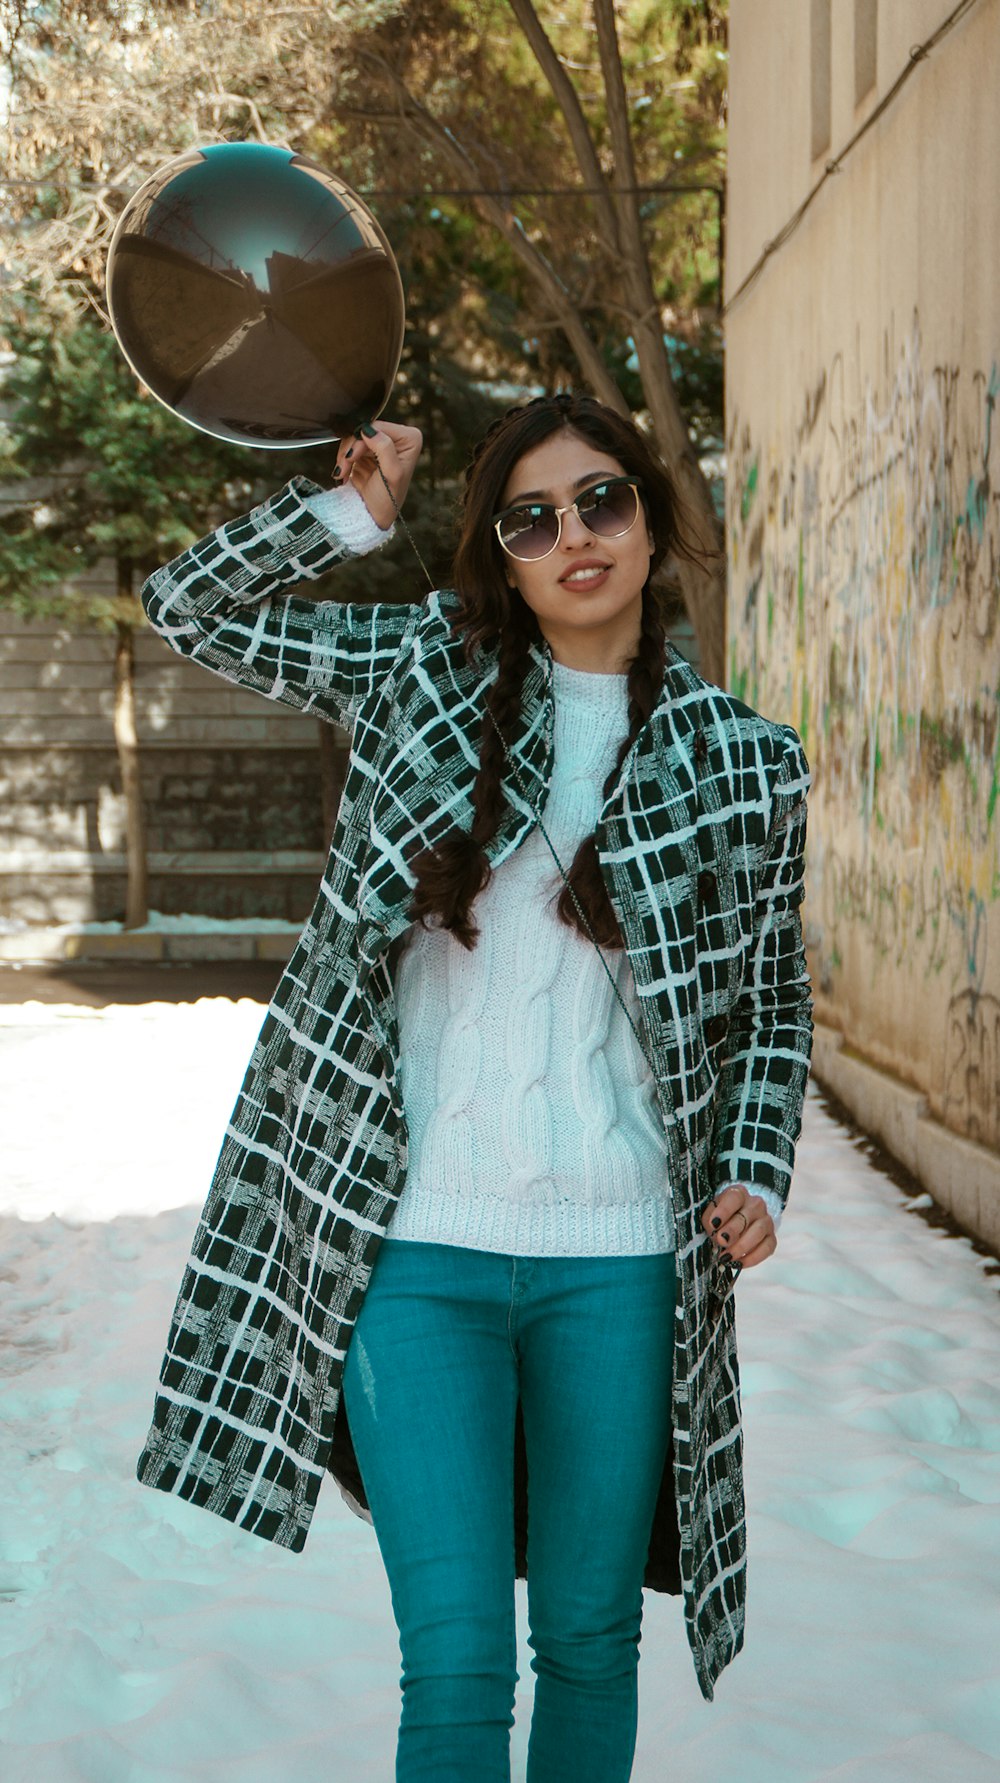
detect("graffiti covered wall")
[726,1,1000,1151]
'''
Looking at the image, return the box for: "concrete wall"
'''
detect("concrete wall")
[726,1,1000,1233]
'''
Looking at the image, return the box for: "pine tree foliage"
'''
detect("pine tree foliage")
[0,288,260,622]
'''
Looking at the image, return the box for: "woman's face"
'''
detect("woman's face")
[497,427,654,674]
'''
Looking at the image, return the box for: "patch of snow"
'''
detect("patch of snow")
[0,1009,998,1779]
[0,913,302,937]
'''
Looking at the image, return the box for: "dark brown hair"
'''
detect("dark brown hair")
[405,391,705,952]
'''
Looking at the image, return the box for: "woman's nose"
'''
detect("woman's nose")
[559,505,595,547]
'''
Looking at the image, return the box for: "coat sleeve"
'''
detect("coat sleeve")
[708,725,814,1209]
[139,476,421,730]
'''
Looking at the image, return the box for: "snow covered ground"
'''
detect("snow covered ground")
[0,912,303,937]
[1,995,998,1783]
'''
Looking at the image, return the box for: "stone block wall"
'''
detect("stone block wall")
[0,608,343,923]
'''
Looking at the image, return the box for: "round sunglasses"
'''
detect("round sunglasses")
[492,477,642,562]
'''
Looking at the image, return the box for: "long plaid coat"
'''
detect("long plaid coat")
[135,476,813,1702]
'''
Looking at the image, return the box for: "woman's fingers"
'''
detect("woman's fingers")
[702,1184,777,1270]
[723,1211,775,1267]
[732,1225,778,1269]
[333,421,422,527]
[332,430,394,523]
[702,1182,754,1240]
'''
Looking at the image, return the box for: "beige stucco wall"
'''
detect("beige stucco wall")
[726,0,1000,1152]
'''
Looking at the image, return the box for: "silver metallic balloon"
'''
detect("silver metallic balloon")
[106,142,406,448]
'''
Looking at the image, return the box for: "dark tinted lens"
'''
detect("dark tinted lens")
[498,504,559,559]
[577,481,638,536]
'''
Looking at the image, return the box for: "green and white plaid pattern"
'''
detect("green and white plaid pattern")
[135,476,813,1702]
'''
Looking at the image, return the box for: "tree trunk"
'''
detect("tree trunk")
[658,453,726,685]
[113,571,148,929]
[591,0,727,684]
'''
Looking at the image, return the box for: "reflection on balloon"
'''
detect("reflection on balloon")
[106,142,406,448]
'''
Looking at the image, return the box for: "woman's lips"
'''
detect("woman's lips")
[558,564,611,593]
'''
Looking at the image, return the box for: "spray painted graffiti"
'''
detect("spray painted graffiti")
[729,309,1000,1140]
[944,991,1000,1151]
[820,837,987,987]
[941,991,998,1155]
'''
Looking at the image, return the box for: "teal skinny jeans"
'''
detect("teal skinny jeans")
[341,1236,677,1783]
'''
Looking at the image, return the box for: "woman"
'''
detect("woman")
[136,392,813,1781]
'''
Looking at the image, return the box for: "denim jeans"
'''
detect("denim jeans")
[341,1236,677,1783]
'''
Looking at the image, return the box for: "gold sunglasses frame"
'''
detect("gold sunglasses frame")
[492,477,643,562]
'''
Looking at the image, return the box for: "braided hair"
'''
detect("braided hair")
[405,391,701,952]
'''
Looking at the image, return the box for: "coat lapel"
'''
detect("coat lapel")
[352,626,554,1054]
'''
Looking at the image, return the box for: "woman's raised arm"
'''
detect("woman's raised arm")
[140,422,424,731]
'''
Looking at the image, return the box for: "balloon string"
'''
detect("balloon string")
[364,443,660,1085]
[360,428,438,591]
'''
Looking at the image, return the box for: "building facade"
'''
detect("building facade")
[726,0,1000,1244]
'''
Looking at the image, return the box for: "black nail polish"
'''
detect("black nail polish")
[721,1230,730,1242]
[711,1216,722,1228]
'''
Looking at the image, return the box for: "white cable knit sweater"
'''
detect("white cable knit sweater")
[303,480,784,1254]
[387,654,676,1257]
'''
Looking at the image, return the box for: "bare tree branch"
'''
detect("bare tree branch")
[506,0,621,259]
[352,50,630,417]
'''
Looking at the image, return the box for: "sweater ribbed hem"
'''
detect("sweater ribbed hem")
[385,1182,676,1257]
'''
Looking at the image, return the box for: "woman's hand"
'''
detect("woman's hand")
[332,419,423,530]
[702,1183,777,1269]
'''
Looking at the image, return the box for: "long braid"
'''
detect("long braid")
[405,599,536,952]
[470,602,536,855]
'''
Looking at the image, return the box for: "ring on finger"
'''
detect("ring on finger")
[733,1209,749,1236]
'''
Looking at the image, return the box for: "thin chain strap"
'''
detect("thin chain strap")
[366,449,658,1081]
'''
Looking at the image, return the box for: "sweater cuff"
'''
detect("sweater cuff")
[715,1182,785,1231]
[755,1187,785,1230]
[302,482,396,554]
